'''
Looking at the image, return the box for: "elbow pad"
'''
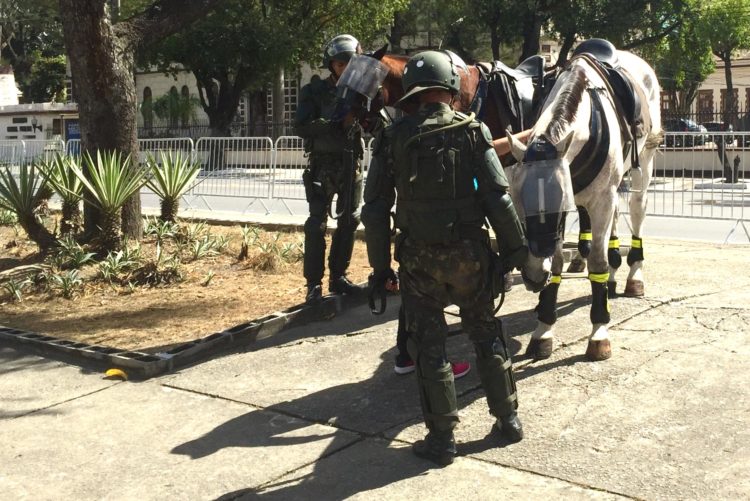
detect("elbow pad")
[482,190,526,254]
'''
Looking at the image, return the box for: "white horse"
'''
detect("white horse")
[507,44,662,361]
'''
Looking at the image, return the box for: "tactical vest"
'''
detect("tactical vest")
[391,109,486,244]
[304,77,350,154]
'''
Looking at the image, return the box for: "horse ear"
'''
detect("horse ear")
[372,44,389,60]
[508,130,527,163]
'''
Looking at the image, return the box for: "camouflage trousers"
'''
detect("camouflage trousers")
[398,237,518,432]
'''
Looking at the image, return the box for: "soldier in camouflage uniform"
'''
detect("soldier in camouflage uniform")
[362,51,529,466]
[296,34,365,303]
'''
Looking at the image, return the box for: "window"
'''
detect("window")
[142,87,153,130]
[697,90,714,123]
[6,126,17,132]
[266,75,299,134]
[169,86,179,128]
[12,117,28,124]
[720,88,739,115]
[65,80,75,103]
[542,44,551,53]
[180,85,191,127]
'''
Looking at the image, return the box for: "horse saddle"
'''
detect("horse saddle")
[572,39,641,136]
[474,55,545,132]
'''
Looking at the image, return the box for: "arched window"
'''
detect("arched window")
[141,87,153,130]
[180,85,191,127]
[169,86,179,128]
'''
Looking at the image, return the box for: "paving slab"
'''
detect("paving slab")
[161,302,482,436]
[0,381,358,500]
[236,438,626,500]
[0,347,115,419]
[389,304,750,501]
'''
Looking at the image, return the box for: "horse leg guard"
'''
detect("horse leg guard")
[607,236,622,298]
[474,321,519,419]
[407,336,459,434]
[529,277,560,359]
[571,206,592,273]
[587,273,612,361]
[625,236,645,297]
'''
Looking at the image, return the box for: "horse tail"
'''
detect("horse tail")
[644,130,664,150]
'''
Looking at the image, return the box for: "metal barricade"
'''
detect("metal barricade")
[65,139,82,157]
[138,138,194,164]
[190,137,275,212]
[271,136,308,201]
[614,131,749,242]
[23,139,65,165]
[0,140,24,169]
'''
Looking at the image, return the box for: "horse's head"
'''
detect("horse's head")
[331,46,408,133]
[506,118,575,292]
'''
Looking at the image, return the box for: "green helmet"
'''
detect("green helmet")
[397,50,461,105]
[322,34,361,69]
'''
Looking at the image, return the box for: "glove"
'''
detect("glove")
[368,268,397,315]
[502,245,529,274]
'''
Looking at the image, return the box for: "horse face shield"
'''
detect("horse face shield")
[519,140,576,257]
[332,55,389,122]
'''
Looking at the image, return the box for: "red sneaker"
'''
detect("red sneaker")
[394,359,416,375]
[451,361,471,379]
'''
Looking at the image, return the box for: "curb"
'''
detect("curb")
[0,286,372,380]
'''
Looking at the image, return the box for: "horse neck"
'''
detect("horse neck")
[380,54,408,107]
[533,62,591,153]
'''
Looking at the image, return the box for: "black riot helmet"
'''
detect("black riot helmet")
[322,34,362,69]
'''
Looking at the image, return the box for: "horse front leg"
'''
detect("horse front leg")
[624,150,654,297]
[585,196,617,361]
[526,245,565,360]
[566,206,590,273]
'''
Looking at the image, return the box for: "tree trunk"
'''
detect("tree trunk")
[490,25,501,61]
[21,215,56,253]
[722,54,735,127]
[520,13,543,63]
[59,0,141,240]
[272,67,285,139]
[556,33,577,67]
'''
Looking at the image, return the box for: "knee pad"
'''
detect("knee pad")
[473,335,518,417]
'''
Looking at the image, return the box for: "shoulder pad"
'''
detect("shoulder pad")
[476,122,494,148]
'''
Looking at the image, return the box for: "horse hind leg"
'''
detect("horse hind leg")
[607,207,622,298]
[527,247,565,360]
[624,145,655,297]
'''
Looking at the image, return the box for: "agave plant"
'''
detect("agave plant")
[71,150,148,252]
[0,164,56,251]
[36,153,83,235]
[145,151,201,222]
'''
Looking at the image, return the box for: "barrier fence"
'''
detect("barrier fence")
[0,134,748,241]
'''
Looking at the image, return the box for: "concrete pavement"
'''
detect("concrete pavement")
[1,230,749,499]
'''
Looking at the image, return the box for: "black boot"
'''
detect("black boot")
[495,411,524,443]
[329,275,364,295]
[412,430,456,466]
[305,284,322,304]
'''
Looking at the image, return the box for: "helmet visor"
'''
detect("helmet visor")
[336,55,389,100]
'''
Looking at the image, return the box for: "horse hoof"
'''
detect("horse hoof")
[567,257,587,273]
[624,279,644,297]
[607,281,617,298]
[526,338,554,360]
[586,339,612,361]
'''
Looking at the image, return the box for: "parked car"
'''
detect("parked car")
[663,118,709,147]
[700,121,735,145]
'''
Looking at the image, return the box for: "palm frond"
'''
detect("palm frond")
[0,164,49,217]
[36,153,83,203]
[72,150,148,215]
[145,151,201,200]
